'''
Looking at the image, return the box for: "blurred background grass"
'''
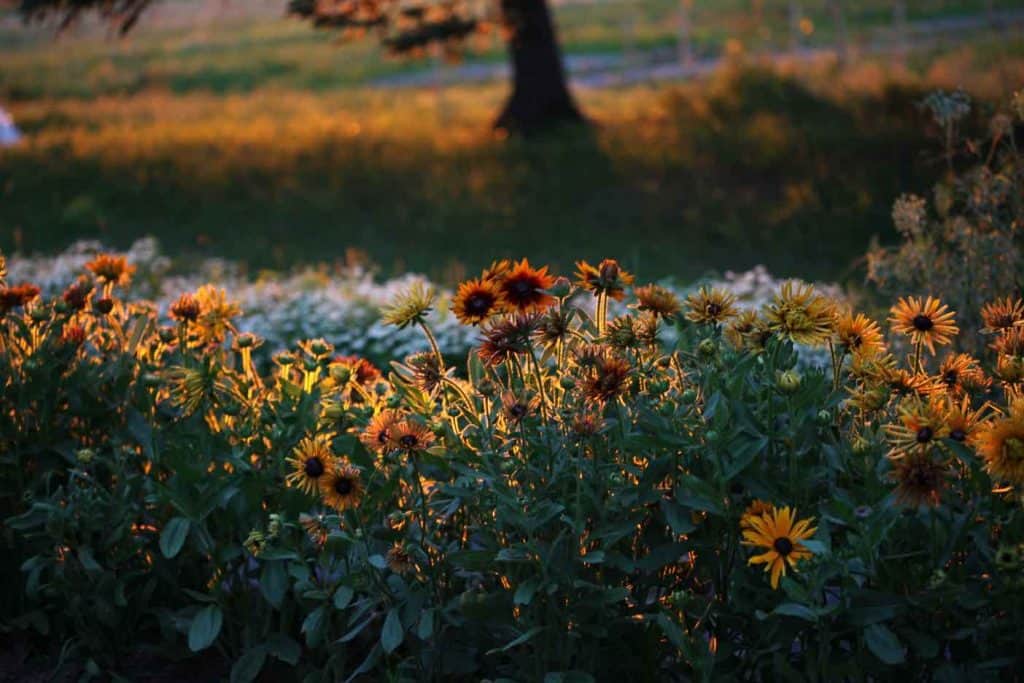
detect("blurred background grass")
[1,1,1022,283]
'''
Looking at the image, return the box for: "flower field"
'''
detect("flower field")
[2,47,1024,682]
[3,111,1024,676]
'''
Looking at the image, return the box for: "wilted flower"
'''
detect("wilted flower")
[890,451,947,507]
[981,297,1024,334]
[634,284,680,319]
[169,292,201,323]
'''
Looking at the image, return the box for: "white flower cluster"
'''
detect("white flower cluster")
[5,239,839,366]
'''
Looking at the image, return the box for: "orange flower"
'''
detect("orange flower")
[834,312,885,357]
[685,286,737,325]
[975,400,1024,484]
[742,505,817,589]
[388,419,436,454]
[635,284,681,319]
[452,277,507,325]
[360,410,401,453]
[889,296,958,355]
[980,296,1024,334]
[497,259,555,314]
[890,452,947,507]
[85,253,135,287]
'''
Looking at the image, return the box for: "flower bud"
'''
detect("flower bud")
[697,338,717,358]
[549,276,572,298]
[777,370,801,394]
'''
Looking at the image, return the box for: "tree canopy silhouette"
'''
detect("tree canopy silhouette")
[13,0,585,134]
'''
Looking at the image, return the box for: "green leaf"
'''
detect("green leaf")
[864,623,905,665]
[159,517,190,559]
[77,547,101,572]
[266,633,301,665]
[260,561,288,609]
[771,602,818,622]
[659,499,697,535]
[417,609,434,640]
[486,626,545,655]
[381,608,404,654]
[333,585,354,610]
[302,606,328,648]
[230,648,266,683]
[514,580,538,606]
[188,605,223,652]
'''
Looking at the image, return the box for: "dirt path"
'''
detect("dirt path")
[374,8,1024,89]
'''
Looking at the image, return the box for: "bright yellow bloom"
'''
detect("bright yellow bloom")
[885,397,948,459]
[834,311,885,357]
[286,434,336,495]
[975,400,1024,484]
[381,281,435,329]
[741,505,817,589]
[319,463,365,511]
[764,281,836,347]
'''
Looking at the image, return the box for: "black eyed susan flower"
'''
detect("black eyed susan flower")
[885,397,948,458]
[480,258,512,283]
[993,326,1024,358]
[331,355,382,386]
[937,353,982,394]
[635,284,681,319]
[501,390,539,424]
[582,353,632,403]
[940,394,987,443]
[739,500,773,529]
[724,310,772,351]
[685,286,737,325]
[741,505,816,589]
[169,292,201,323]
[478,314,540,367]
[402,351,446,393]
[889,296,958,355]
[575,258,634,301]
[452,277,506,325]
[834,311,885,357]
[975,400,1024,484]
[319,463,364,512]
[360,409,401,453]
[570,410,603,439]
[881,367,943,399]
[890,451,947,507]
[85,253,135,287]
[0,283,41,316]
[535,307,574,347]
[194,285,241,346]
[62,280,92,312]
[497,259,556,314]
[381,281,435,329]
[981,296,1024,334]
[286,434,336,495]
[389,418,436,454]
[764,281,836,347]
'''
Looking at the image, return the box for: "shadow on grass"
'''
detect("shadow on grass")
[0,68,951,284]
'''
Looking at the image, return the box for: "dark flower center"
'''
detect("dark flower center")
[706,303,722,317]
[950,428,966,442]
[399,434,419,449]
[912,314,934,331]
[943,370,958,385]
[509,279,535,299]
[377,429,390,444]
[916,426,934,443]
[466,293,493,316]
[773,537,794,556]
[334,477,354,495]
[304,457,325,478]
[509,403,528,419]
[850,334,862,348]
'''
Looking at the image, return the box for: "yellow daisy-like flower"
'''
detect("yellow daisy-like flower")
[885,397,948,459]
[684,286,738,325]
[634,284,681,319]
[360,409,401,453]
[381,281,435,329]
[764,281,836,347]
[286,434,336,495]
[980,296,1024,335]
[937,353,983,395]
[739,499,773,529]
[194,284,242,346]
[452,277,506,325]
[888,296,958,355]
[741,505,817,589]
[319,463,365,512]
[388,419,436,454]
[940,394,988,444]
[834,311,885,357]
[975,401,1024,484]
[724,310,772,352]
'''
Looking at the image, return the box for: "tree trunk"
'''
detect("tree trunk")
[495,0,584,135]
